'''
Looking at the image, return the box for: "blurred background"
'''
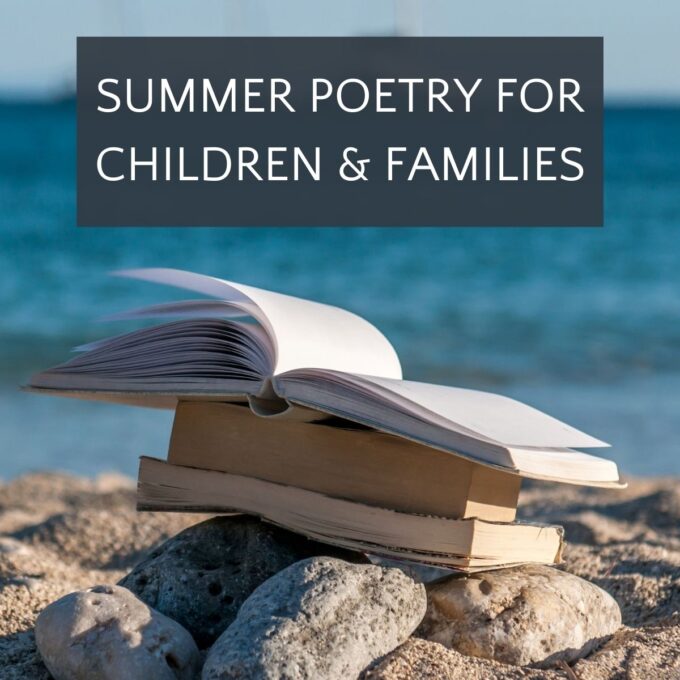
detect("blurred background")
[1,1,679,477]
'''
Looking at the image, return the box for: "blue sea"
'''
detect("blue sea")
[1,102,679,478]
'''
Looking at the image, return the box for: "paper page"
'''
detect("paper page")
[116,268,402,379]
[273,370,619,482]
[507,446,621,484]
[354,375,609,448]
[74,319,273,375]
[103,299,260,321]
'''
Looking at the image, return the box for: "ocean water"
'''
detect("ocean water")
[1,102,679,478]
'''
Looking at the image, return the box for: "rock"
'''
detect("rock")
[120,515,365,647]
[202,556,426,680]
[34,584,200,680]
[418,564,622,667]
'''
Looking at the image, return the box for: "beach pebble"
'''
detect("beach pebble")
[34,584,200,680]
[120,515,365,647]
[418,564,622,667]
[202,556,426,680]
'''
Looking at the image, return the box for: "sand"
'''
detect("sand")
[0,472,678,679]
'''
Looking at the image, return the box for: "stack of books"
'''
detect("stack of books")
[29,268,623,572]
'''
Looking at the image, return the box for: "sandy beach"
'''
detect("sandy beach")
[0,471,677,678]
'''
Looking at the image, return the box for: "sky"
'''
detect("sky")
[0,0,678,100]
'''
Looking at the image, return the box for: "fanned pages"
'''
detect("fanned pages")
[28,268,622,485]
[115,268,403,379]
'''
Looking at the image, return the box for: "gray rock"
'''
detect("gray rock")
[35,584,200,680]
[418,564,622,667]
[202,556,426,680]
[120,515,364,647]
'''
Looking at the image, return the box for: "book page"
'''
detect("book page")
[102,299,261,323]
[352,375,609,449]
[116,268,402,379]
[273,369,619,482]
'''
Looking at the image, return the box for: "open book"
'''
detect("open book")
[29,268,621,486]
